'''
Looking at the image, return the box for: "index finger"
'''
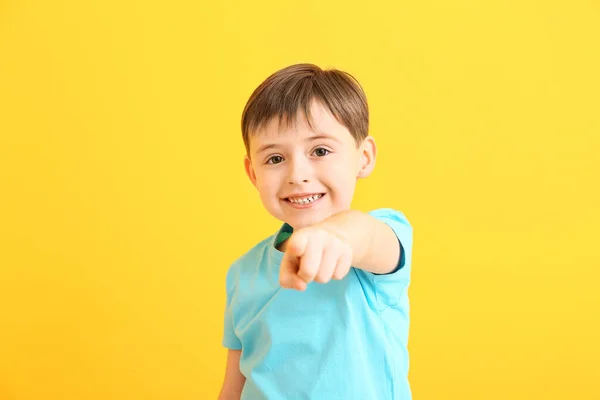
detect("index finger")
[297,235,322,284]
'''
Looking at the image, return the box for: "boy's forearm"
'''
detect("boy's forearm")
[319,210,400,275]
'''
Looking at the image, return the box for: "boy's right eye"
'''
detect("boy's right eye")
[267,155,284,164]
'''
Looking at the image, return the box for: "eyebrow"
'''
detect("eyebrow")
[307,134,342,143]
[255,133,341,155]
[255,143,279,155]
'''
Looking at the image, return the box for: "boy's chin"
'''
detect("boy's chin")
[281,212,330,230]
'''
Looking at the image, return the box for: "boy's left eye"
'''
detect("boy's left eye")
[313,147,330,157]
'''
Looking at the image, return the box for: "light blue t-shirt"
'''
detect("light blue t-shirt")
[222,208,413,399]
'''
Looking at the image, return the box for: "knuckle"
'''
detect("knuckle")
[298,266,316,281]
[315,269,331,283]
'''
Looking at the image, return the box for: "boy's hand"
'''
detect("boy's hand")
[279,224,354,291]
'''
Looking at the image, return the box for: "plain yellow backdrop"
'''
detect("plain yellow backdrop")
[1,0,599,399]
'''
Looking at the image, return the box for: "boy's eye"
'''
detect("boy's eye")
[313,147,330,157]
[267,155,284,164]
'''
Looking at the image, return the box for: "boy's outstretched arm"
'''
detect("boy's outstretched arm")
[218,349,245,400]
[321,209,401,274]
[279,210,401,290]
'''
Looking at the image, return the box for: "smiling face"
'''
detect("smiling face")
[245,100,376,230]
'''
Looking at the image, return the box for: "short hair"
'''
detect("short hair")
[241,63,369,154]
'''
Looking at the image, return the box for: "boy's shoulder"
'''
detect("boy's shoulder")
[368,207,409,220]
[226,230,279,277]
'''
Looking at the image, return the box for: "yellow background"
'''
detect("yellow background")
[1,0,599,399]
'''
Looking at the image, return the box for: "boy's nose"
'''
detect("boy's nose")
[287,169,309,184]
[287,158,310,184]
[288,178,309,184]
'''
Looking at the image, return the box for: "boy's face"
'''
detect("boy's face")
[244,100,376,230]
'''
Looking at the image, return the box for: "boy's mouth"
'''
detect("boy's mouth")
[284,193,325,205]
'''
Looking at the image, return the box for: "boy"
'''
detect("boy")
[218,63,413,399]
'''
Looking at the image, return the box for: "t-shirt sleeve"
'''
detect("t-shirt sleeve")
[222,265,242,350]
[354,208,413,309]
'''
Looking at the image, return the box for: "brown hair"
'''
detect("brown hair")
[241,63,369,154]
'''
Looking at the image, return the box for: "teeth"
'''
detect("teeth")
[288,194,322,204]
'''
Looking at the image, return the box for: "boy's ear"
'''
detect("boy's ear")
[357,136,377,178]
[244,155,258,187]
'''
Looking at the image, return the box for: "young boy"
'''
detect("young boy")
[218,63,413,400]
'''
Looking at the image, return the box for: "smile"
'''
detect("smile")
[284,193,325,206]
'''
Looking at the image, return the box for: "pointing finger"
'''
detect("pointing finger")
[315,242,338,283]
[297,234,322,284]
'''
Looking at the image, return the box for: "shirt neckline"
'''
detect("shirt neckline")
[269,222,293,262]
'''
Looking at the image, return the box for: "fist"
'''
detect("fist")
[279,225,353,291]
